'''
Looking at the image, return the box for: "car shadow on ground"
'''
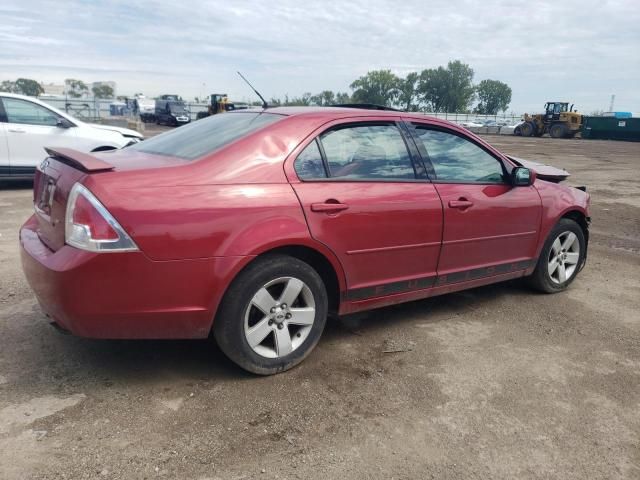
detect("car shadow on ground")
[20,279,531,386]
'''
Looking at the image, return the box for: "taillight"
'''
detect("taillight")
[65,183,138,252]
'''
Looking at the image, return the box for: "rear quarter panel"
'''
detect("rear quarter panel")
[85,179,312,261]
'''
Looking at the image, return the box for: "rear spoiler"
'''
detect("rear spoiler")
[44,147,115,173]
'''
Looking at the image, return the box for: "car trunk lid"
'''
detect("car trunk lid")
[33,148,115,252]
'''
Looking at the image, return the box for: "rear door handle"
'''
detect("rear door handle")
[8,128,26,133]
[311,201,349,213]
[448,199,474,209]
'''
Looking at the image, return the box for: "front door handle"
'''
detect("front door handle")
[448,199,474,209]
[8,128,26,133]
[311,201,349,213]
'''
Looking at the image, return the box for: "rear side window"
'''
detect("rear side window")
[129,112,282,160]
[414,128,506,183]
[294,140,327,179]
[319,124,415,180]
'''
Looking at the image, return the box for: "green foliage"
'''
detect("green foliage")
[334,92,351,104]
[310,90,337,106]
[14,78,44,97]
[397,72,419,111]
[244,60,511,113]
[1,80,17,93]
[417,60,475,113]
[270,91,350,107]
[65,78,88,98]
[475,79,512,114]
[282,92,312,106]
[350,69,400,106]
[92,84,114,99]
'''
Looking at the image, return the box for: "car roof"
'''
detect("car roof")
[260,106,406,118]
[232,106,459,129]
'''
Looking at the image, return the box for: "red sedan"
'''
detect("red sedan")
[20,107,590,374]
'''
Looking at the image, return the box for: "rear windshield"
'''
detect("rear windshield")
[129,112,283,160]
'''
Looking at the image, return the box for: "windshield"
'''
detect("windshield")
[129,112,283,160]
[169,104,187,113]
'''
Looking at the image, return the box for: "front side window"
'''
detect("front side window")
[129,112,282,160]
[2,98,60,126]
[317,124,415,180]
[414,127,506,183]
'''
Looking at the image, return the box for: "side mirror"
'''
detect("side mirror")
[56,118,73,128]
[512,166,536,186]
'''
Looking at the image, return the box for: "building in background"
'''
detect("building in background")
[41,82,65,97]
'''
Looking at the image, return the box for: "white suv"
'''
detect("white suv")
[0,93,144,180]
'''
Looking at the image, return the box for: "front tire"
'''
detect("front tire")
[214,255,328,375]
[520,122,535,137]
[528,218,586,293]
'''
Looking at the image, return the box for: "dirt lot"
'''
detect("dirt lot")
[1,135,639,479]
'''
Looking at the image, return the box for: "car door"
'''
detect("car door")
[408,122,542,284]
[0,102,9,176]
[289,120,443,301]
[1,96,77,171]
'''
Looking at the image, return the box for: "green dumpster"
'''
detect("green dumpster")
[582,116,640,141]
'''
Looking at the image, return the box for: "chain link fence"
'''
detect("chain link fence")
[38,98,522,127]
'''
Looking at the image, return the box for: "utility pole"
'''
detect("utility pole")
[608,94,615,112]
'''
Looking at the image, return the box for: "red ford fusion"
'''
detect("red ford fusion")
[20,107,590,374]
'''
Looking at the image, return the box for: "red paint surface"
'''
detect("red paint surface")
[20,108,590,338]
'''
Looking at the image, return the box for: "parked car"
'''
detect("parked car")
[0,93,143,180]
[134,96,156,123]
[459,118,486,128]
[155,99,191,126]
[20,107,590,375]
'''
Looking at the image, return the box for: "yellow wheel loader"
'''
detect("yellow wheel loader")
[518,102,582,138]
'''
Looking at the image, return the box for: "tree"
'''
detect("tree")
[1,80,17,93]
[310,90,337,106]
[475,79,512,114]
[282,92,312,106]
[311,91,330,106]
[417,60,475,112]
[350,69,400,106]
[334,92,351,104]
[65,78,88,98]
[92,84,114,99]
[397,72,420,111]
[14,78,44,97]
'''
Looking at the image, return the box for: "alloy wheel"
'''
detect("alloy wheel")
[243,277,316,358]
[547,231,580,284]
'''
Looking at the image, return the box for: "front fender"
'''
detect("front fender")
[534,180,590,258]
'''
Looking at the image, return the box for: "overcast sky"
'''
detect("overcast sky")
[1,0,639,113]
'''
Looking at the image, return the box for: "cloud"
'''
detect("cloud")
[1,0,639,112]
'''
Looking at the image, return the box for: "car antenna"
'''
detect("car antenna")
[237,71,268,109]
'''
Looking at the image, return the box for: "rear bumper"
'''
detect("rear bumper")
[20,215,249,339]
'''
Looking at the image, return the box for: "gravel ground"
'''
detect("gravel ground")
[0,135,639,479]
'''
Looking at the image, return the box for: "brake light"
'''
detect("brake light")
[65,183,138,252]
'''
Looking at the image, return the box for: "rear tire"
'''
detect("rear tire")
[550,123,569,139]
[214,255,328,375]
[527,218,586,293]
